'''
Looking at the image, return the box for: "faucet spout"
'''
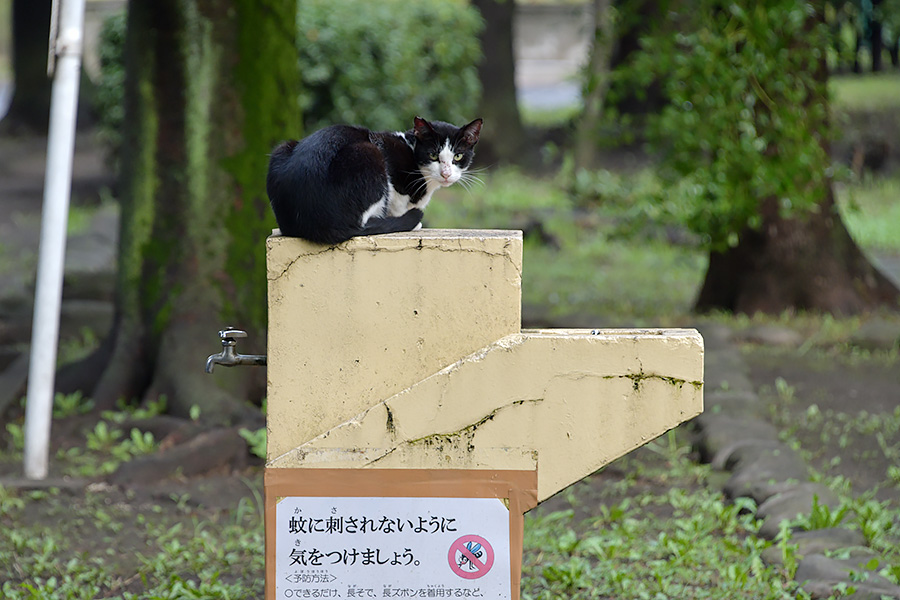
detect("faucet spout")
[205,328,267,373]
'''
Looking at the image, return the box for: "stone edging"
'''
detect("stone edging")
[693,323,900,600]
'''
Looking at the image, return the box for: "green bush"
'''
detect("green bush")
[297,0,482,131]
[563,165,699,244]
[95,1,482,160]
[608,2,839,251]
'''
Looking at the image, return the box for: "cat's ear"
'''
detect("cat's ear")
[413,116,435,139]
[461,118,483,146]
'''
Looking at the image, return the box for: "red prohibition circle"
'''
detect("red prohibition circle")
[448,534,494,580]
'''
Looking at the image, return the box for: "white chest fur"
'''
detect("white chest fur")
[386,176,440,217]
[358,136,450,227]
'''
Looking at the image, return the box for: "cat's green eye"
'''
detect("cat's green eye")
[453,153,464,162]
[428,153,438,161]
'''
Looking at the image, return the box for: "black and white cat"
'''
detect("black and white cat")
[266,116,483,244]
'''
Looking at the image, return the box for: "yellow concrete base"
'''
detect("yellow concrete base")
[266,230,522,460]
[266,230,703,502]
[268,328,702,502]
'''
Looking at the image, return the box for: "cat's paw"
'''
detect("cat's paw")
[399,207,424,232]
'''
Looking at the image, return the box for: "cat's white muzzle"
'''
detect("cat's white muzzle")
[438,163,461,186]
[424,165,459,188]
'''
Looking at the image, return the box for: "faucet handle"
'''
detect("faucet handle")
[206,327,266,373]
[219,327,248,340]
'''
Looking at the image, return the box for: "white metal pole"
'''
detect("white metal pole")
[23,0,86,480]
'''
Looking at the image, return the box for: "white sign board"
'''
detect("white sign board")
[275,496,511,599]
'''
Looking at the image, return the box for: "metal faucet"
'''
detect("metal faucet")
[205,328,267,373]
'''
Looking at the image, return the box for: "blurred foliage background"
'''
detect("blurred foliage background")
[296,0,483,131]
[45,0,900,325]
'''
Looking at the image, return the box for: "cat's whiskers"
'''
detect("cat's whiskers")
[409,176,430,198]
[401,169,435,192]
[454,176,474,192]
[455,172,485,193]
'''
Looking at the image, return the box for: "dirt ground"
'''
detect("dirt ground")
[0,126,261,529]
[744,344,900,505]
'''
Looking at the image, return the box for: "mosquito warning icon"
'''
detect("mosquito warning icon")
[448,534,495,580]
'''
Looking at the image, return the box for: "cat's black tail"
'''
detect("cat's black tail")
[359,209,424,237]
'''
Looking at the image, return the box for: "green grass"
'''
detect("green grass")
[2,397,165,479]
[726,311,900,353]
[1,398,264,599]
[0,481,265,599]
[830,73,900,112]
[521,104,581,128]
[522,236,705,325]
[522,433,807,599]
[837,176,900,252]
[431,161,900,324]
[428,167,706,325]
[829,74,899,255]
[0,0,9,80]
[759,376,900,579]
[0,428,815,600]
[66,204,95,236]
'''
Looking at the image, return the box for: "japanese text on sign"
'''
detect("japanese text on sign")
[275,497,510,600]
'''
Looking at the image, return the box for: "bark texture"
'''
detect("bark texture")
[3,0,95,131]
[574,0,613,170]
[472,0,526,164]
[695,192,899,315]
[83,0,301,421]
[4,0,52,130]
[605,0,669,117]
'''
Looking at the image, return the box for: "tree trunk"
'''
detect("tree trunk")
[870,0,884,72]
[78,0,300,423]
[574,0,613,170]
[3,0,95,132]
[695,192,899,315]
[870,18,883,72]
[695,5,899,316]
[472,0,526,165]
[605,0,668,117]
[4,0,52,131]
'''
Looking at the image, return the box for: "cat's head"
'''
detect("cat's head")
[412,117,482,188]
